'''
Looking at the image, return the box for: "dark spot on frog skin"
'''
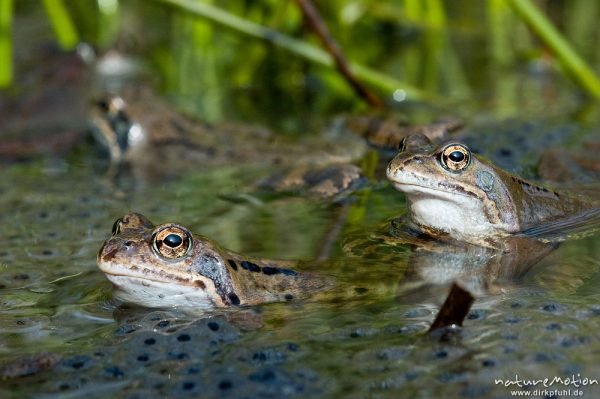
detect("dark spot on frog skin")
[227,259,238,270]
[262,265,297,276]
[227,293,241,305]
[101,247,119,262]
[241,261,261,273]
[261,266,280,275]
[194,280,206,289]
[218,380,233,390]
[285,294,294,301]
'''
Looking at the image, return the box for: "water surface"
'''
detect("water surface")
[2,145,600,398]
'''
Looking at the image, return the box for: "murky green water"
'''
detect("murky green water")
[2,140,600,398]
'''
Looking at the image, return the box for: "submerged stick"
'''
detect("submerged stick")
[428,283,475,332]
[295,0,383,109]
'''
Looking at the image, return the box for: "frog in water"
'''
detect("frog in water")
[89,86,368,197]
[89,86,466,197]
[97,213,327,309]
[385,134,597,246]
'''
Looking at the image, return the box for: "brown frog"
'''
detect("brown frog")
[90,87,465,197]
[342,114,463,150]
[90,86,367,196]
[386,134,598,246]
[97,213,328,309]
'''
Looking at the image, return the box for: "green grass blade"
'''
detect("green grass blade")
[487,0,514,66]
[507,0,600,99]
[42,0,79,50]
[156,0,439,103]
[0,0,12,87]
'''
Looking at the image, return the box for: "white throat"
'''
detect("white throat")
[400,184,507,240]
[105,274,217,309]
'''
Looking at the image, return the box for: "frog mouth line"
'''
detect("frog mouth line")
[104,272,193,287]
[390,182,476,199]
[101,268,207,290]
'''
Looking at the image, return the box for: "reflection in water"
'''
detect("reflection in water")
[342,216,559,308]
[391,217,557,301]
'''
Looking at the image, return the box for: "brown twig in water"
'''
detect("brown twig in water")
[295,0,384,109]
[428,283,475,332]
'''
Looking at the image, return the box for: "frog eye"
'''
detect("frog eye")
[98,99,110,112]
[152,225,192,259]
[398,137,407,152]
[111,218,122,236]
[440,144,470,172]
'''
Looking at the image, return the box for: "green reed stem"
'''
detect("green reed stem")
[157,0,438,102]
[0,0,12,87]
[487,0,514,66]
[42,0,79,50]
[507,0,600,99]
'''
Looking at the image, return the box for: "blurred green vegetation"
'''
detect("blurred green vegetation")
[3,0,600,126]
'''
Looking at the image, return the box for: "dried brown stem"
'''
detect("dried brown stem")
[295,0,384,109]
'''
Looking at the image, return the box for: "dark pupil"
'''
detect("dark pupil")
[98,99,109,112]
[448,151,465,163]
[164,233,183,248]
